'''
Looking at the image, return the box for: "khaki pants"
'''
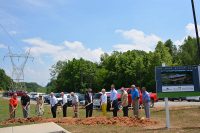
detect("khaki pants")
[132,99,139,118]
[101,103,107,116]
[35,104,44,116]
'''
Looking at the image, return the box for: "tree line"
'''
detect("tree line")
[47,36,200,93]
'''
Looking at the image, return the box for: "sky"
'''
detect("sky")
[0,0,200,86]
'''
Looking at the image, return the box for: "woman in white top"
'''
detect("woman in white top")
[100,89,107,116]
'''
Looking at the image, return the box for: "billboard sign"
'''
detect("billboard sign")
[156,65,200,98]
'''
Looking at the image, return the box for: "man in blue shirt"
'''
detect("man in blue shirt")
[142,87,150,119]
[131,85,139,118]
[110,84,118,117]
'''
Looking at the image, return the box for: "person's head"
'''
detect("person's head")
[101,88,106,94]
[50,92,54,97]
[111,84,115,90]
[142,87,146,93]
[121,87,125,92]
[39,95,43,100]
[61,92,64,97]
[88,88,92,93]
[24,91,28,96]
[131,85,136,90]
[13,93,17,98]
[71,92,74,96]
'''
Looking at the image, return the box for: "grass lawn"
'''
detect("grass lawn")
[1,97,200,133]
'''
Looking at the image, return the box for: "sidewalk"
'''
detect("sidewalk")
[0,122,70,133]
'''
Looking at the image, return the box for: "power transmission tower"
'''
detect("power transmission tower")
[4,47,34,91]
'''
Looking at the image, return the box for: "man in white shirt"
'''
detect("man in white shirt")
[110,84,118,117]
[61,92,68,117]
[49,92,58,118]
[100,89,107,116]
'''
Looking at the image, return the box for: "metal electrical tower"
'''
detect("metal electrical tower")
[4,47,34,90]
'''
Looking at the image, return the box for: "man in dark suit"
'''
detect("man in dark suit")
[85,88,93,118]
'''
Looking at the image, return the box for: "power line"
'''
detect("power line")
[0,23,18,45]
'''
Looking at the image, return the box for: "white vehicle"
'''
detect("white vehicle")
[29,92,45,100]
[186,96,200,102]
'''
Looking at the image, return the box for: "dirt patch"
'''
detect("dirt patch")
[0,117,158,127]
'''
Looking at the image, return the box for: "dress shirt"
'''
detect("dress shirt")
[89,93,93,102]
[131,88,139,100]
[50,96,58,107]
[142,91,150,103]
[72,95,79,104]
[62,94,68,105]
[110,89,118,101]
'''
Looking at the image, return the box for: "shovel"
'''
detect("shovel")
[84,102,93,108]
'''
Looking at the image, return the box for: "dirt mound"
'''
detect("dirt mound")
[0,117,158,127]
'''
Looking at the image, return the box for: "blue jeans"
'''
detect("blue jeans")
[144,102,150,118]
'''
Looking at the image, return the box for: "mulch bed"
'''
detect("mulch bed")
[0,117,158,127]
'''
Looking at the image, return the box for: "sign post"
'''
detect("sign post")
[162,63,170,128]
[165,97,170,128]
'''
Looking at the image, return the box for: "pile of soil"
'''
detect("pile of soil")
[0,117,158,127]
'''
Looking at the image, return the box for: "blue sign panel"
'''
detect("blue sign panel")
[155,66,200,98]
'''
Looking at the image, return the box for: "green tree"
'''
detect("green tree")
[178,36,200,65]
[0,68,12,90]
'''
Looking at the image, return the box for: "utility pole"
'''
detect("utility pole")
[191,0,200,58]
[4,47,34,90]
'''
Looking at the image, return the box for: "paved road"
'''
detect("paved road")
[154,101,200,107]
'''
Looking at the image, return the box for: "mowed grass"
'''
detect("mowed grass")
[1,97,200,133]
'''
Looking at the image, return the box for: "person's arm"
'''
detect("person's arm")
[85,94,89,104]
[142,95,145,105]
[21,96,24,107]
[25,97,30,107]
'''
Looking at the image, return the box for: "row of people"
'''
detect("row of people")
[8,84,150,119]
[104,84,150,118]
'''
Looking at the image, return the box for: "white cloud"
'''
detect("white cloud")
[174,23,200,46]
[24,66,50,86]
[185,23,200,37]
[23,38,104,62]
[21,38,105,85]
[113,29,162,52]
[0,44,6,49]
